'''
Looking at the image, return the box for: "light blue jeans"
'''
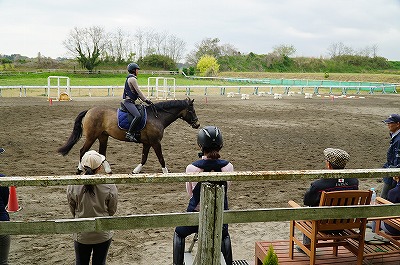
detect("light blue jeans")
[0,234,10,265]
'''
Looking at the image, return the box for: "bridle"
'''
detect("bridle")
[151,100,198,126]
[184,106,199,127]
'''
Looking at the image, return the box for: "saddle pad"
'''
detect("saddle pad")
[117,109,147,131]
[117,109,131,130]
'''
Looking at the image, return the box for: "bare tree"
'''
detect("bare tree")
[371,44,379,57]
[144,29,156,56]
[134,29,145,59]
[165,34,186,63]
[327,42,355,57]
[107,28,132,63]
[327,42,339,58]
[63,26,107,71]
[185,37,241,65]
[272,44,296,57]
[220,43,240,56]
[154,31,168,55]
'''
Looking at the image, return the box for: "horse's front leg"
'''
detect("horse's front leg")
[152,142,168,173]
[132,144,151,174]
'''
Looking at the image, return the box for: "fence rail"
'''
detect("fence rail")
[0,84,398,98]
[2,169,400,263]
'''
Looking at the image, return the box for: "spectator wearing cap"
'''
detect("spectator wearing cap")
[67,150,118,265]
[297,148,359,252]
[303,148,358,207]
[0,148,11,265]
[381,114,400,199]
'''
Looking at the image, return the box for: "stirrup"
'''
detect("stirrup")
[126,132,140,143]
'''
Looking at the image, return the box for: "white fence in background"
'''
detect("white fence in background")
[0,84,398,98]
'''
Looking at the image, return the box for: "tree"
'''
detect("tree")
[63,26,107,71]
[262,244,279,265]
[327,42,354,58]
[196,55,219,76]
[106,28,132,63]
[186,37,239,66]
[138,54,176,70]
[272,44,296,57]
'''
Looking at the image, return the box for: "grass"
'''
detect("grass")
[1,71,399,87]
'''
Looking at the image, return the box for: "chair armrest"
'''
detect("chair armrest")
[376,196,393,205]
[288,200,301,208]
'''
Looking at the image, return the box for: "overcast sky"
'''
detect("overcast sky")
[1,0,399,61]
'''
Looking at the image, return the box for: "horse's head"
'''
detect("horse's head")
[182,98,200,129]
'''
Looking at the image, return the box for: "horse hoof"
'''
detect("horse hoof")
[103,160,112,174]
[133,164,143,174]
[162,167,169,174]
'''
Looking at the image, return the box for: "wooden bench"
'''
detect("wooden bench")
[362,196,400,258]
[255,240,400,265]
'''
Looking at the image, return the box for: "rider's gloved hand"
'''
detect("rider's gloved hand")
[145,99,153,105]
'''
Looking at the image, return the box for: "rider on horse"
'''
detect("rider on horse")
[122,63,153,142]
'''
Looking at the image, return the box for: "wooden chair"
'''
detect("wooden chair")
[288,190,372,265]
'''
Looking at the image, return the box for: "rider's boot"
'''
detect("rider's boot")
[125,116,141,142]
[221,235,233,265]
[173,232,185,265]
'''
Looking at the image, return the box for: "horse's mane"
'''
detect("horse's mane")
[153,99,189,110]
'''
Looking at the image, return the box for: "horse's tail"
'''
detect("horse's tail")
[57,110,88,156]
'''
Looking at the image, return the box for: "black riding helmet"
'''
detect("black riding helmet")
[197,126,223,151]
[127,63,140,74]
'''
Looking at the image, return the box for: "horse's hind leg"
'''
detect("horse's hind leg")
[76,137,97,174]
[98,134,112,174]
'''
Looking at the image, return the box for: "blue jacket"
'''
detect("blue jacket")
[0,173,10,221]
[383,132,400,185]
[383,183,400,235]
[304,177,359,207]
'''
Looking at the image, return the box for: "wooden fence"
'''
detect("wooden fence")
[1,169,400,263]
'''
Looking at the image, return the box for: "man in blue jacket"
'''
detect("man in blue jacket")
[381,114,400,199]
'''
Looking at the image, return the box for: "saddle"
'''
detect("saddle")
[117,103,147,131]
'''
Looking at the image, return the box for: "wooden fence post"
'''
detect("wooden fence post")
[195,182,225,265]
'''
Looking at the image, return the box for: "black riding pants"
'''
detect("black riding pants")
[123,99,140,117]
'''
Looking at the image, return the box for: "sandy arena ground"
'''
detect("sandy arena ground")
[1,92,399,264]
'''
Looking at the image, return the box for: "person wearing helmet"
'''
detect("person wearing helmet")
[173,126,234,265]
[0,148,11,265]
[122,63,153,142]
[67,150,118,265]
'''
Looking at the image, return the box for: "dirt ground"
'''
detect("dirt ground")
[1,92,399,264]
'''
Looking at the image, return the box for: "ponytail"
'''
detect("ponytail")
[83,166,95,197]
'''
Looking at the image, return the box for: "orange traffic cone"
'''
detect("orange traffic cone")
[7,186,21,212]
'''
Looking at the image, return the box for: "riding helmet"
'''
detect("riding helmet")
[127,63,140,73]
[197,126,223,150]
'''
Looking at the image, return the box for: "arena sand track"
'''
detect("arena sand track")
[1,94,399,264]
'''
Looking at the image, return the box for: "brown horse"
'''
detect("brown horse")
[57,98,200,174]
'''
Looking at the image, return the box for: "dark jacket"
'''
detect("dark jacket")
[304,177,359,207]
[0,173,10,221]
[187,159,229,212]
[122,74,138,100]
[383,132,400,185]
[383,183,400,235]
